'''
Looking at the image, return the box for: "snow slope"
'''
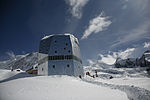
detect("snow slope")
[0,69,128,100]
[84,65,150,100]
[84,66,150,89]
[0,52,38,71]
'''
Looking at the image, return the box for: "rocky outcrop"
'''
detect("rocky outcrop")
[115,50,150,68]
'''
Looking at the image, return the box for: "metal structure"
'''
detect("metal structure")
[38,34,84,77]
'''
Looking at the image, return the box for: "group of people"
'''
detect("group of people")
[86,70,98,78]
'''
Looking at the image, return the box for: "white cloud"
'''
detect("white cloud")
[65,0,89,19]
[98,54,117,65]
[87,59,95,66]
[144,42,150,48]
[111,21,150,47]
[97,48,135,65]
[6,51,16,59]
[87,42,150,66]
[81,12,112,39]
[117,48,135,59]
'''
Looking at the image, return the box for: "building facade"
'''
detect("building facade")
[38,34,84,77]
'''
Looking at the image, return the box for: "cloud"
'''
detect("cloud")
[98,54,117,65]
[87,41,150,66]
[111,21,150,47]
[6,51,16,59]
[97,48,135,65]
[144,42,150,48]
[65,0,89,19]
[96,42,150,65]
[81,12,112,40]
[87,59,95,66]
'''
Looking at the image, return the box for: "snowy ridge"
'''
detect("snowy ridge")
[0,52,38,71]
[115,50,150,68]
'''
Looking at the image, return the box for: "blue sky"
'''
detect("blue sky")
[0,0,150,65]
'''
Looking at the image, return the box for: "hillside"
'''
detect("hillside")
[0,52,38,71]
[115,50,150,68]
[0,69,128,100]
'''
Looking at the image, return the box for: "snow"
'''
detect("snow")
[41,35,53,40]
[0,52,38,71]
[0,69,20,81]
[0,54,150,100]
[84,66,150,100]
[41,33,74,40]
[0,69,128,100]
[93,76,150,91]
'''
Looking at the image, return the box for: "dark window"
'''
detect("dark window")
[47,55,82,63]
[42,68,44,71]
[68,50,71,53]
[65,55,67,59]
[64,48,66,50]
[67,64,70,68]
[54,40,57,43]
[53,65,55,68]
[66,43,68,46]
[55,51,57,53]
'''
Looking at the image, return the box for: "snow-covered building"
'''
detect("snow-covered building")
[38,34,84,77]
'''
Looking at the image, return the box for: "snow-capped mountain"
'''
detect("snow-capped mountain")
[0,52,38,71]
[115,50,150,68]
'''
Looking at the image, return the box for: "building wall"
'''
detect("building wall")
[73,60,84,77]
[48,35,72,55]
[38,34,84,77]
[38,53,48,75]
[70,35,81,59]
[48,60,74,75]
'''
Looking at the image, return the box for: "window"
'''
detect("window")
[67,64,70,68]
[54,40,57,43]
[66,43,68,46]
[48,55,82,63]
[64,48,66,50]
[55,51,57,53]
[68,50,71,53]
[53,65,55,69]
[42,68,44,71]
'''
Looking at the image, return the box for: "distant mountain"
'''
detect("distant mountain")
[1,50,150,72]
[0,52,38,71]
[115,50,150,68]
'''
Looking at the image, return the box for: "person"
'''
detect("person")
[10,66,13,71]
[86,72,90,76]
[95,70,98,77]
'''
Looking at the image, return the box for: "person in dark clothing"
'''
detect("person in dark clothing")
[95,70,98,77]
